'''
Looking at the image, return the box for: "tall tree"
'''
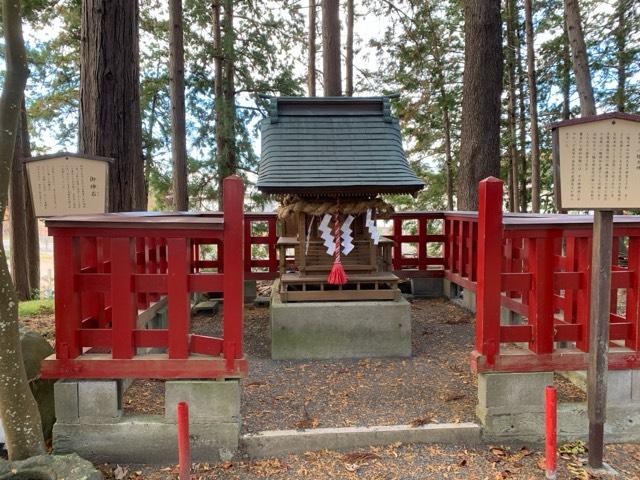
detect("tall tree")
[505,0,520,213]
[613,0,630,112]
[564,0,596,116]
[457,0,503,210]
[308,0,317,96]
[79,0,146,211]
[525,0,541,212]
[0,0,46,460]
[345,0,354,96]
[9,104,31,300]
[215,0,237,205]
[169,0,188,211]
[322,0,342,96]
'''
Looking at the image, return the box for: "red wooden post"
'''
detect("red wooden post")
[576,237,592,351]
[268,216,278,275]
[627,236,640,350]
[54,236,82,359]
[444,219,452,271]
[527,236,555,354]
[545,386,557,480]
[476,177,504,365]
[459,221,468,278]
[223,175,245,364]
[80,236,99,323]
[136,237,148,309]
[111,237,137,359]
[167,237,190,359]
[244,219,252,275]
[177,402,190,480]
[392,217,402,271]
[418,216,427,271]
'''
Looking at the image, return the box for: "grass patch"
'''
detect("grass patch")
[18,299,54,317]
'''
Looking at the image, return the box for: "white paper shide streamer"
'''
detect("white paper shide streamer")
[341,215,354,255]
[365,209,380,245]
[319,213,335,255]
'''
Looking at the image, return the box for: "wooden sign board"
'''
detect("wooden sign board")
[24,153,113,217]
[552,112,640,210]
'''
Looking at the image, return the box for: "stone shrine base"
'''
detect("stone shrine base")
[270,289,412,360]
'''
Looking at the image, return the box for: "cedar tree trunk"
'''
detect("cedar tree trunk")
[457,0,503,210]
[564,0,596,116]
[169,0,188,211]
[525,0,541,212]
[322,0,342,96]
[79,0,146,211]
[308,0,317,96]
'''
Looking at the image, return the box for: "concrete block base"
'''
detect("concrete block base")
[410,277,443,298]
[270,294,411,360]
[245,280,257,303]
[53,379,240,463]
[477,372,553,442]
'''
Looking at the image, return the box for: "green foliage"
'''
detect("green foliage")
[18,298,54,317]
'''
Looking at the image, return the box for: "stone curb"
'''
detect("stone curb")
[241,422,482,459]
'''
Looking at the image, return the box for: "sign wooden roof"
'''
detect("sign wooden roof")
[257,96,424,195]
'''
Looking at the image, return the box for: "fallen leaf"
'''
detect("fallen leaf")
[342,451,380,463]
[410,416,432,427]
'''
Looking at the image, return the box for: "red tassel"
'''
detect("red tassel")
[328,260,348,285]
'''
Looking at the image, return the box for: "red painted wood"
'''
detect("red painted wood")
[475,177,503,365]
[54,236,82,359]
[627,237,640,350]
[576,237,592,351]
[110,237,136,359]
[190,335,223,356]
[167,237,190,359]
[527,236,555,354]
[223,176,245,363]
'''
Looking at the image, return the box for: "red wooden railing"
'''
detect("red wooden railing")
[470,177,640,373]
[41,176,247,379]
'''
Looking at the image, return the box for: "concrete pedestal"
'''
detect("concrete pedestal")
[270,294,411,360]
[410,277,443,298]
[53,379,241,463]
[477,372,553,442]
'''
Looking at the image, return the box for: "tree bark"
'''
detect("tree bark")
[169,0,188,211]
[614,0,628,112]
[21,105,39,296]
[345,0,354,96]
[322,0,342,96]
[564,0,596,116]
[525,0,541,212]
[506,0,519,213]
[308,0,317,96]
[9,104,31,300]
[79,0,146,212]
[0,0,46,460]
[442,93,455,211]
[516,23,528,212]
[216,0,236,207]
[561,18,571,120]
[457,0,503,210]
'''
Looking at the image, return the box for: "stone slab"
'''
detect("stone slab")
[242,423,482,459]
[245,280,257,303]
[410,277,443,298]
[559,370,639,405]
[53,416,239,464]
[78,380,122,421]
[477,372,553,412]
[165,380,240,423]
[192,300,219,314]
[270,295,411,360]
[54,380,79,424]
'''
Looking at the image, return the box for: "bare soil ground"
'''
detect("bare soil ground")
[97,442,640,479]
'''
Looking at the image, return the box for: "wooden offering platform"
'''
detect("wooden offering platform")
[279,272,401,303]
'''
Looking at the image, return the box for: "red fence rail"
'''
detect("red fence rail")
[470,177,640,373]
[41,176,247,379]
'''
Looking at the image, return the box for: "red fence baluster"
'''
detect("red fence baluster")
[80,236,99,325]
[627,236,640,350]
[54,235,82,360]
[167,237,190,359]
[111,237,136,359]
[527,236,555,354]
[476,177,503,365]
[268,216,278,275]
[576,236,592,351]
[418,216,427,271]
[244,218,252,277]
[223,176,245,366]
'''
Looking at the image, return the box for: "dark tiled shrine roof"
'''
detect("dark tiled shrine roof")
[257,96,424,196]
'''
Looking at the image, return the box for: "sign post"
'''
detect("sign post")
[552,112,640,469]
